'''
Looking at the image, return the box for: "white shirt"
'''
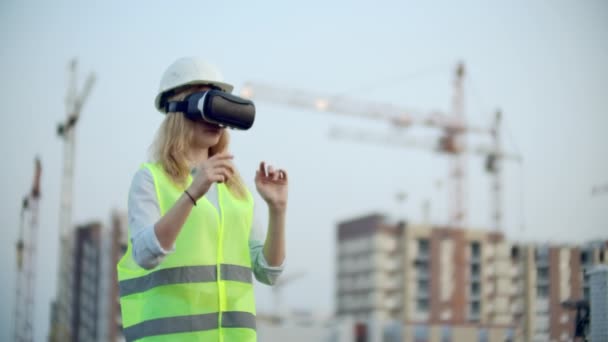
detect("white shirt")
[128,167,283,285]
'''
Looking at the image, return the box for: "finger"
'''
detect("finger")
[279,169,288,181]
[212,160,235,174]
[210,159,234,171]
[217,167,234,182]
[271,169,279,181]
[205,165,232,181]
[219,171,229,183]
[213,165,234,178]
[209,152,234,161]
[259,161,266,176]
[268,165,275,177]
[209,172,226,183]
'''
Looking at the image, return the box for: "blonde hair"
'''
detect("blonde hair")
[151,86,248,199]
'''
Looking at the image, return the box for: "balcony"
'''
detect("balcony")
[534,315,550,332]
[511,301,524,314]
[380,276,402,290]
[535,298,549,313]
[416,299,430,313]
[469,299,481,319]
[485,303,495,315]
[374,236,399,253]
[415,252,430,263]
[536,284,550,298]
[415,270,430,281]
[416,288,430,299]
[533,333,550,342]
[379,258,402,272]
[412,310,430,321]
[384,296,402,310]
[470,274,481,282]
[535,258,549,268]
[338,276,374,292]
[468,312,481,322]
[512,282,525,295]
[511,264,524,277]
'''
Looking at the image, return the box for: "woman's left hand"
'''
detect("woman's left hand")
[255,161,288,211]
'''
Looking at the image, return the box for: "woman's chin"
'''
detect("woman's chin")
[194,137,220,149]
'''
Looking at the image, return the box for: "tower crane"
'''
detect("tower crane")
[50,59,96,342]
[241,63,521,230]
[327,110,520,229]
[13,157,42,342]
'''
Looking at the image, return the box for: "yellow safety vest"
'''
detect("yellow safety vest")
[117,163,256,341]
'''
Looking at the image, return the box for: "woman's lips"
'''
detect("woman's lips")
[204,126,221,134]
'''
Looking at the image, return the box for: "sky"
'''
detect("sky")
[1,0,607,340]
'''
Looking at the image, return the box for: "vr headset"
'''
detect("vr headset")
[166,89,255,130]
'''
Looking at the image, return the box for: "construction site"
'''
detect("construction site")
[3,2,608,342]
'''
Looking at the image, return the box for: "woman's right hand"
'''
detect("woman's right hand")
[187,152,234,199]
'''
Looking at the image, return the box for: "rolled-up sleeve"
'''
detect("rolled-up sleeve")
[249,211,284,286]
[128,168,175,270]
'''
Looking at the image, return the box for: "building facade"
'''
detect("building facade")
[71,222,103,342]
[588,265,608,342]
[99,210,128,342]
[335,214,608,342]
[48,211,128,342]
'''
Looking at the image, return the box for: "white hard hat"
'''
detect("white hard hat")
[154,57,234,112]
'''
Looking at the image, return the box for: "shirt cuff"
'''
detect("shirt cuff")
[257,251,285,271]
[131,224,175,270]
[250,240,284,285]
[146,224,175,256]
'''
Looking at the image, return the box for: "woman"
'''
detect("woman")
[117,57,288,341]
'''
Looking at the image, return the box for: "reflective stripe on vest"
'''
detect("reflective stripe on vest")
[119,264,252,296]
[117,163,256,341]
[123,311,256,342]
